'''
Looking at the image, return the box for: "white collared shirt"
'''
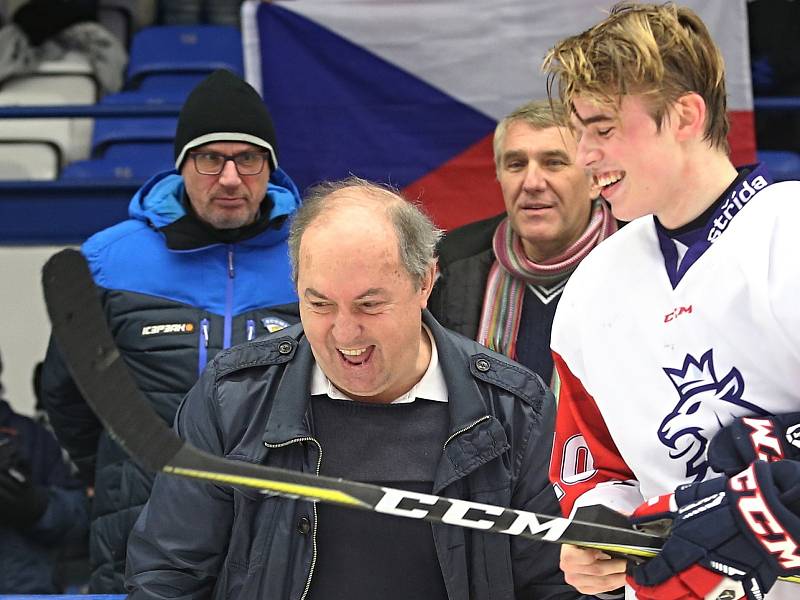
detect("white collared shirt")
[310,324,448,403]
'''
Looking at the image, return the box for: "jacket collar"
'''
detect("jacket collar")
[127,167,301,251]
[261,312,511,488]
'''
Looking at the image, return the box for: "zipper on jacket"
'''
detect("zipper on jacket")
[264,436,322,600]
[443,415,492,449]
[224,245,234,349]
[197,318,209,376]
[246,319,256,341]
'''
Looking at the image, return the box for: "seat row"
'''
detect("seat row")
[0,23,243,181]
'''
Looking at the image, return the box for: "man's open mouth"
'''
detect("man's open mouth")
[337,345,375,365]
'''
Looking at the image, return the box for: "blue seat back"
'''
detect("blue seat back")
[62,142,174,180]
[126,25,243,87]
[91,117,177,157]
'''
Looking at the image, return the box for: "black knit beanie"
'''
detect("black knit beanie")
[174,69,278,171]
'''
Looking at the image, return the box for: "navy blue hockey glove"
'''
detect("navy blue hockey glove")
[627,461,800,600]
[708,413,800,477]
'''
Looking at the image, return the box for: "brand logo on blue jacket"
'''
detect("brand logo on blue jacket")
[261,317,289,333]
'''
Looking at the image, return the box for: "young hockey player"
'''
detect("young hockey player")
[543,3,800,599]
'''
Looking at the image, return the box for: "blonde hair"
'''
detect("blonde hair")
[542,2,729,151]
[493,100,569,174]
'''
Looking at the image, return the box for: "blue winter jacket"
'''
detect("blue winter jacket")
[40,167,302,593]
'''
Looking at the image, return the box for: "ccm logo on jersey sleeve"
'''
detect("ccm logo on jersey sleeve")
[141,323,195,336]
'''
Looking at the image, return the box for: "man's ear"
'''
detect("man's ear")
[673,92,707,143]
[419,262,437,308]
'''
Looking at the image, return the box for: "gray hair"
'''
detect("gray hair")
[288,176,443,288]
[492,99,570,175]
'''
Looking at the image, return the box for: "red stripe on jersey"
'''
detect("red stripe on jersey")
[550,351,635,515]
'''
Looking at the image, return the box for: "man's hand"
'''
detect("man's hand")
[560,544,626,594]
[628,461,800,600]
[0,463,49,529]
[708,413,800,476]
[0,436,20,471]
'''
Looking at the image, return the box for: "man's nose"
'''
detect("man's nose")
[522,163,547,192]
[331,310,362,343]
[218,159,243,186]
[576,137,600,167]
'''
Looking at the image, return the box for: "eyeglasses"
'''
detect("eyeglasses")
[189,151,270,176]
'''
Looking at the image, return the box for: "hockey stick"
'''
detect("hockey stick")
[42,248,666,559]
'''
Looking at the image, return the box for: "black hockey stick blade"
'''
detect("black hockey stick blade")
[43,248,665,558]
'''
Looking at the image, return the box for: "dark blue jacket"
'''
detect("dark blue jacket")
[126,312,582,600]
[0,399,89,593]
[40,167,302,593]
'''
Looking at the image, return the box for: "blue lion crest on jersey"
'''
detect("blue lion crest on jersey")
[659,349,767,481]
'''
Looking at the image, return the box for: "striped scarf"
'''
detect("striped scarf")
[477,198,617,359]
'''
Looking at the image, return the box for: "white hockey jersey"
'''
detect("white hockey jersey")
[550,172,800,599]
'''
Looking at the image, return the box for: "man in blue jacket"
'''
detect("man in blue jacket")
[126,178,581,600]
[40,69,303,593]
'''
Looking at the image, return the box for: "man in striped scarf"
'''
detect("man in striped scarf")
[429,99,616,384]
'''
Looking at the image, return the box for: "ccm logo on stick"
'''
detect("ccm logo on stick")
[373,487,570,540]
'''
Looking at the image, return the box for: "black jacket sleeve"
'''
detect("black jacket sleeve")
[39,334,101,485]
[125,365,233,599]
[511,386,588,600]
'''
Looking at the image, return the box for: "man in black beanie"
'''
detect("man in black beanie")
[39,69,303,593]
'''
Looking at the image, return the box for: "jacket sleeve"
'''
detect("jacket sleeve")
[511,385,589,600]
[549,352,642,517]
[25,420,90,546]
[27,486,90,546]
[125,365,233,600]
[39,334,102,485]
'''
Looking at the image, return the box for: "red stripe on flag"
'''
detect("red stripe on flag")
[403,134,504,232]
[408,110,756,232]
[729,110,756,166]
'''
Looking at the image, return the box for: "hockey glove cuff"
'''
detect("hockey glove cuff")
[627,461,800,600]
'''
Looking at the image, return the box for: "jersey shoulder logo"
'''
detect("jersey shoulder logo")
[659,349,767,481]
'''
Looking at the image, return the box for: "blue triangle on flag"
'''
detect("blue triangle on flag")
[256,4,496,192]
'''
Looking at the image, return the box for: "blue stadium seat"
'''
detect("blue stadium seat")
[91,117,177,157]
[102,73,207,105]
[62,142,174,180]
[758,150,800,182]
[125,25,243,88]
